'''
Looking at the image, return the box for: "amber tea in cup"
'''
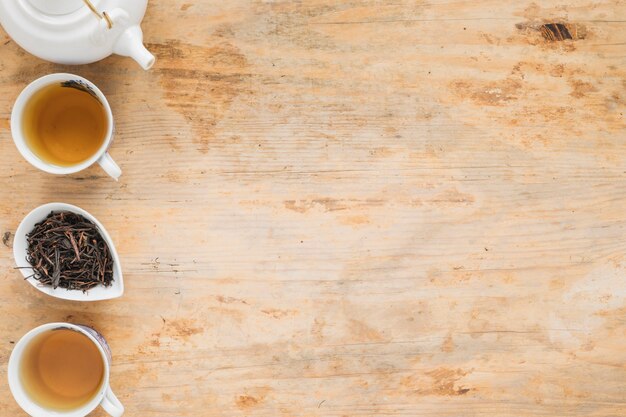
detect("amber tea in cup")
[9,323,124,416]
[20,328,105,411]
[22,82,108,166]
[11,74,122,180]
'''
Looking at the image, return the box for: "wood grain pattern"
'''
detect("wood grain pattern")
[0,1,625,415]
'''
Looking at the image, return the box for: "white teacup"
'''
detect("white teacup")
[11,73,122,180]
[8,322,124,417]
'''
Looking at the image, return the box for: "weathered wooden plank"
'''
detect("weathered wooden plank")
[0,1,625,416]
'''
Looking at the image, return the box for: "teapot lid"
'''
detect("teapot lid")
[26,0,97,16]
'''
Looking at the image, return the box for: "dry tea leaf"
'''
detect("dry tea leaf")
[24,211,114,292]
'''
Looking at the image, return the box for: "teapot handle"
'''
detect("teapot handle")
[90,8,130,45]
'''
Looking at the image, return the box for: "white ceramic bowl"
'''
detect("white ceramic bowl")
[13,203,124,301]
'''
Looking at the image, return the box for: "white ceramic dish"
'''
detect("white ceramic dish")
[13,202,124,301]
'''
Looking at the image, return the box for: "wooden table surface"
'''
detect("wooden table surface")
[1,1,625,416]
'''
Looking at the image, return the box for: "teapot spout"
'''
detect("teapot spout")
[113,26,155,70]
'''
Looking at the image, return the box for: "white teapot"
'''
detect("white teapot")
[0,0,155,69]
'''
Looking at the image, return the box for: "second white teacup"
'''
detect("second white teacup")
[11,73,122,180]
[8,323,124,417]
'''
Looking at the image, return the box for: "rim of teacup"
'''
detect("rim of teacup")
[13,202,124,301]
[10,73,114,175]
[8,322,111,417]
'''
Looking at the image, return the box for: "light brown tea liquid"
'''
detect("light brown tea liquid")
[22,83,108,166]
[20,329,104,411]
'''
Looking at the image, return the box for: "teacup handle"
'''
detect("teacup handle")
[98,152,122,181]
[101,385,124,417]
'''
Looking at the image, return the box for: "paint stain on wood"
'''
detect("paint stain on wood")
[216,295,248,305]
[429,188,475,205]
[284,198,346,213]
[236,395,261,409]
[348,319,385,342]
[235,388,271,410]
[153,318,204,343]
[550,64,565,78]
[401,368,471,396]
[451,79,522,106]
[369,147,396,158]
[284,198,384,213]
[441,334,455,353]
[568,79,598,99]
[261,308,298,319]
[149,39,250,153]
